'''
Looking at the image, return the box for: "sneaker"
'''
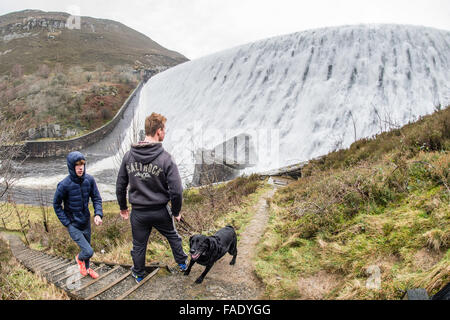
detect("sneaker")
[75,255,87,276]
[87,268,99,279]
[131,271,144,283]
[178,263,187,272]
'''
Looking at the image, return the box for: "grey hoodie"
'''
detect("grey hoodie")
[115,142,183,216]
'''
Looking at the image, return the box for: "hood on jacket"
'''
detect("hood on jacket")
[67,151,86,182]
[130,142,164,164]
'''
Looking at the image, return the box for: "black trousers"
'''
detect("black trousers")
[130,206,188,277]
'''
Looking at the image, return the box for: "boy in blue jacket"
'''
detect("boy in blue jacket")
[53,151,103,278]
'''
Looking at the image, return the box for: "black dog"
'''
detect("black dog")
[184,225,237,283]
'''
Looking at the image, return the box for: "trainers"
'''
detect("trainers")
[87,268,99,279]
[131,271,144,283]
[75,255,87,276]
[178,263,187,272]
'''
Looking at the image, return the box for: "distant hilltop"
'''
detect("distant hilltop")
[0,10,188,141]
[0,9,189,75]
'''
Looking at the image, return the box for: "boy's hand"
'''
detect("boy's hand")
[94,215,103,226]
[120,209,129,220]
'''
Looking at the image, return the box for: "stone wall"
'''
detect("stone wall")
[21,81,144,158]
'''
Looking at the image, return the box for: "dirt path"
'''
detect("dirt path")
[128,186,277,300]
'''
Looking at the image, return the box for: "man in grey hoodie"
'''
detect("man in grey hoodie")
[116,112,188,282]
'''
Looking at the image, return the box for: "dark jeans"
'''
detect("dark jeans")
[67,223,93,269]
[130,206,187,277]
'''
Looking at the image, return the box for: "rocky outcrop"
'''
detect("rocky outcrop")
[26,124,81,140]
[0,17,68,41]
[27,124,61,139]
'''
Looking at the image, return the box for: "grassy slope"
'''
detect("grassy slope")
[0,9,189,137]
[0,232,69,300]
[255,107,450,299]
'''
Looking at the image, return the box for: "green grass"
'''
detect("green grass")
[255,107,450,300]
[214,184,273,239]
[0,234,69,300]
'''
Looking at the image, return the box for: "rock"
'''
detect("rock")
[39,125,48,138]
[47,124,59,138]
[192,153,240,186]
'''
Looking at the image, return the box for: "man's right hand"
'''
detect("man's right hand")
[174,213,181,222]
[120,209,129,220]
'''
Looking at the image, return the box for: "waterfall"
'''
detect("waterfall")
[12,24,450,202]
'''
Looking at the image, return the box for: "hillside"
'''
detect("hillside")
[0,10,189,139]
[256,106,449,299]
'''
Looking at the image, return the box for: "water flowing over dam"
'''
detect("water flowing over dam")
[121,24,450,179]
[11,24,450,204]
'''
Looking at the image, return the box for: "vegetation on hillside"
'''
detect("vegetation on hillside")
[255,107,449,299]
[1,107,448,300]
[0,10,188,75]
[0,63,139,138]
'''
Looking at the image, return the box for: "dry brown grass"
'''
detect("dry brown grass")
[0,235,69,300]
[256,107,450,300]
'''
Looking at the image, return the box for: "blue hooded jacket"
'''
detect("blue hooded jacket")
[53,151,103,228]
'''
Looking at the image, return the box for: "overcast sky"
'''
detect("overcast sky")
[1,0,449,60]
